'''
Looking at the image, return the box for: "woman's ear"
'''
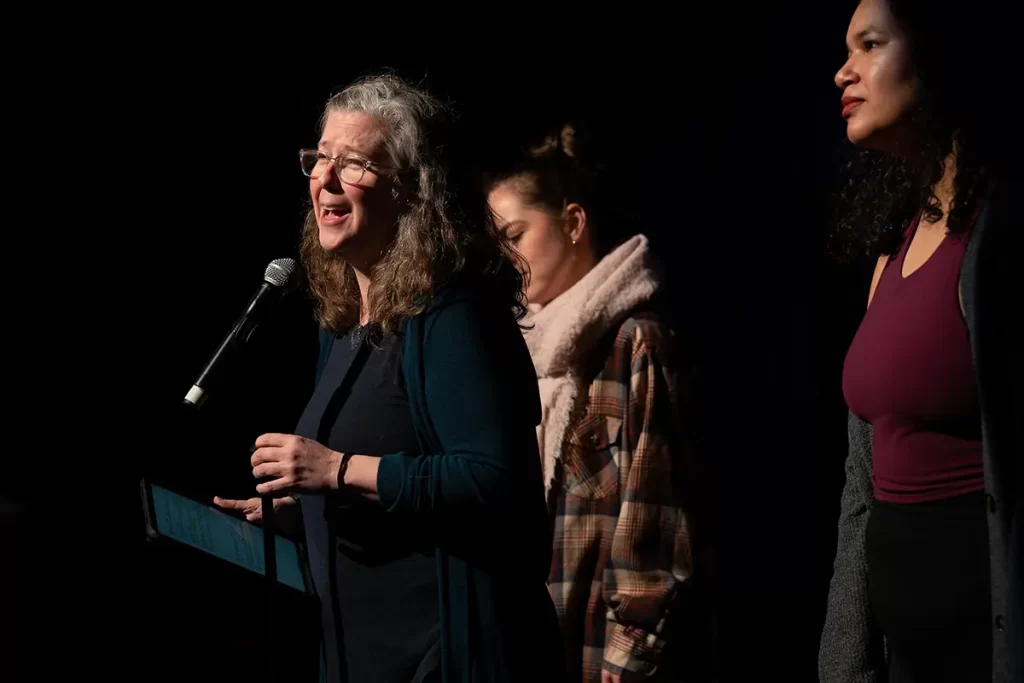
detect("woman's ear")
[563,202,587,244]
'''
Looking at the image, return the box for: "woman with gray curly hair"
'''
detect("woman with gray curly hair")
[216,73,565,683]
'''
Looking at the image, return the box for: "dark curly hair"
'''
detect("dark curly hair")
[300,73,527,335]
[833,0,1009,262]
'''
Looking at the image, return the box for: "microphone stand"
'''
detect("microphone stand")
[178,410,281,681]
[261,491,277,683]
[178,259,300,683]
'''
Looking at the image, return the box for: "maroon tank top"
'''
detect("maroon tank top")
[842,216,984,503]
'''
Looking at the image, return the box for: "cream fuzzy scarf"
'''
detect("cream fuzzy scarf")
[523,234,661,497]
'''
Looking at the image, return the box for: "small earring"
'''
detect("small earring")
[571,238,577,245]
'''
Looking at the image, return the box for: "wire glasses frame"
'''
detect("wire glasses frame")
[298,149,396,185]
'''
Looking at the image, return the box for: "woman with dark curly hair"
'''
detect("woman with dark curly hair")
[216,73,565,683]
[819,1,1020,682]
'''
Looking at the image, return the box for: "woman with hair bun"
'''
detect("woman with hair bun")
[486,123,701,683]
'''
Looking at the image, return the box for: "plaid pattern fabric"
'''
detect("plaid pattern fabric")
[548,312,693,682]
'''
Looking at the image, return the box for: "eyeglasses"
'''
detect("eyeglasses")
[298,149,395,184]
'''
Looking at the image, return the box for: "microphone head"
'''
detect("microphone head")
[263,258,299,289]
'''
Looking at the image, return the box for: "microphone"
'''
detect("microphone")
[183,258,300,408]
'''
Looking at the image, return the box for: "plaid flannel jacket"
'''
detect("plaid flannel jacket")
[548,311,693,682]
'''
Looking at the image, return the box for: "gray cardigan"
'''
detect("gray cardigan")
[818,195,1021,683]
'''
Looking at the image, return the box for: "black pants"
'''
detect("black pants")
[866,491,992,683]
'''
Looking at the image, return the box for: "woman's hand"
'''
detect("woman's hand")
[250,433,343,495]
[212,495,295,523]
[212,495,301,536]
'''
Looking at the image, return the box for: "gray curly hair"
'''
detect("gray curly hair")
[299,72,527,335]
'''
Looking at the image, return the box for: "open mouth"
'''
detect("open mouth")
[320,207,351,225]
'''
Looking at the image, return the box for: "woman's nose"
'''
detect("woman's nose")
[835,56,859,90]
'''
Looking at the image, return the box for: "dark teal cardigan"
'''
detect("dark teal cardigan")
[315,284,565,683]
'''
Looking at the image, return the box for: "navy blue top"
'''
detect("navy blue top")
[296,325,440,683]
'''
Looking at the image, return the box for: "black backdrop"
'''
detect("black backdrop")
[6,5,877,681]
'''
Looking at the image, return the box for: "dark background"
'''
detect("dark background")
[5,5,875,681]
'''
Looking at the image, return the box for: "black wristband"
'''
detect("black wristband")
[336,452,354,489]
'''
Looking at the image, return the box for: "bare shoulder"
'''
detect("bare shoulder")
[867,255,889,308]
